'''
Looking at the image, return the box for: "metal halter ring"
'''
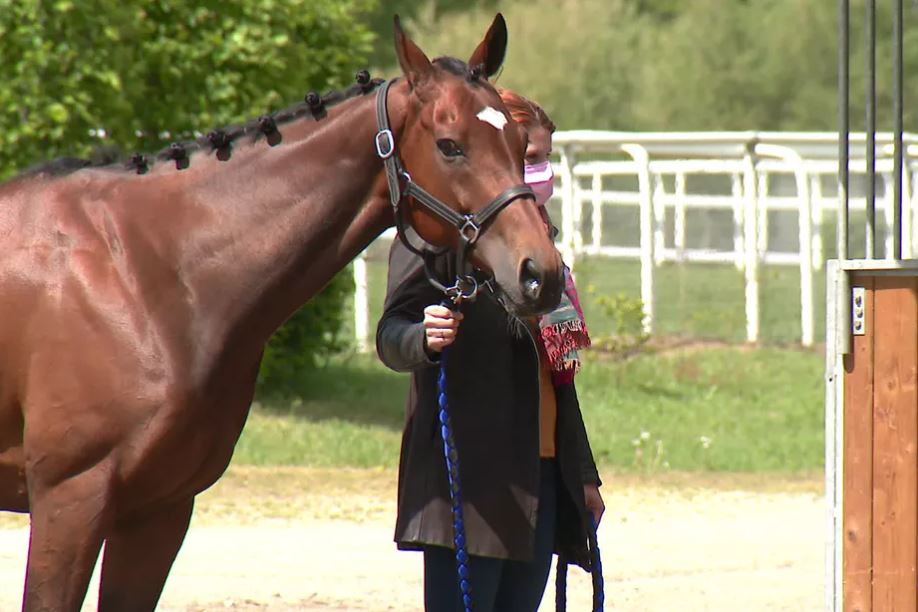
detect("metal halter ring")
[445,275,480,304]
[459,216,481,245]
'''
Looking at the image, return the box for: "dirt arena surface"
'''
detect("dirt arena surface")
[0,468,825,611]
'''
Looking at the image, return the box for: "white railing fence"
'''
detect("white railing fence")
[353,131,918,351]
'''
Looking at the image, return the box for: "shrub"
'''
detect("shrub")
[258,267,355,393]
[588,288,649,357]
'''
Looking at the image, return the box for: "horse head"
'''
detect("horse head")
[389,14,563,317]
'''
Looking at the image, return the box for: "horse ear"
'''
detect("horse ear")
[468,13,508,79]
[393,15,433,88]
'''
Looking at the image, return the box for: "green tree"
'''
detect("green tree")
[258,270,355,394]
[362,0,498,68]
[0,0,376,177]
[635,0,918,132]
[391,0,918,133]
[0,0,375,387]
[393,0,649,131]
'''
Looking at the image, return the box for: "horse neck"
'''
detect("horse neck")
[158,88,403,354]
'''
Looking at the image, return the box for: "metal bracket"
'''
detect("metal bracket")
[852,287,866,336]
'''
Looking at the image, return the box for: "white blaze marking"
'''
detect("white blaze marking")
[476,106,508,131]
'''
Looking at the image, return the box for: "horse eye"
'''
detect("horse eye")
[436,139,464,158]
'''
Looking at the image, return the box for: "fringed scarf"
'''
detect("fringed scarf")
[534,205,591,384]
[538,265,591,385]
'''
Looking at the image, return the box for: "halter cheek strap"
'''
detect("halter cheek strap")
[374,79,535,303]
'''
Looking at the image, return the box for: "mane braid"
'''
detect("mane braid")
[13,73,385,180]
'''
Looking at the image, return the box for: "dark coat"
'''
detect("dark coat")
[375,237,601,569]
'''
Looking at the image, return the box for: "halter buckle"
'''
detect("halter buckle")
[459,216,481,245]
[375,129,395,159]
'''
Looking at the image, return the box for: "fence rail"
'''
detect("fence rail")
[353,130,918,351]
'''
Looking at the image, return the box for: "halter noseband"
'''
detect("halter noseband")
[375,79,535,303]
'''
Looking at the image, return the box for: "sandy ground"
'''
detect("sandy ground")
[0,468,825,611]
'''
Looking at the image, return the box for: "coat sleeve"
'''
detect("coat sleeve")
[563,381,603,487]
[375,239,446,373]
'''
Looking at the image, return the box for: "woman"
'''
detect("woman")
[375,89,603,611]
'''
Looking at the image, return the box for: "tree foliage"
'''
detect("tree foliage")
[393,0,918,132]
[0,0,376,388]
[361,0,498,68]
[257,271,355,393]
[0,0,376,178]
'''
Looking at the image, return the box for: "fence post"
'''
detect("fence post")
[902,164,913,258]
[558,145,577,270]
[901,163,915,259]
[591,171,603,254]
[622,143,654,334]
[743,149,760,344]
[731,172,745,271]
[653,172,666,265]
[674,171,687,262]
[756,171,769,260]
[882,173,895,259]
[756,143,815,346]
[811,173,825,270]
[800,173,815,347]
[573,164,584,256]
[353,250,370,353]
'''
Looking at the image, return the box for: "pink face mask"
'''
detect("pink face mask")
[524,160,554,206]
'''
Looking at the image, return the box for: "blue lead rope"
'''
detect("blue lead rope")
[437,345,473,612]
[588,515,605,611]
[555,514,605,612]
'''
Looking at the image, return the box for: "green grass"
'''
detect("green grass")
[233,345,824,473]
[576,346,824,472]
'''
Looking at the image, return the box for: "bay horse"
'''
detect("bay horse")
[0,14,563,611]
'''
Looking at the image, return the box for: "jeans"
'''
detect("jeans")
[423,459,558,612]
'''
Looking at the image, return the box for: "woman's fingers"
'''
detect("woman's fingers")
[426,331,457,351]
[423,305,463,352]
[424,305,463,325]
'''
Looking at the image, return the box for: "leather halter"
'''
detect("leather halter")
[375,79,535,303]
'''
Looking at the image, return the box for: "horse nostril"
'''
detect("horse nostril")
[520,259,543,302]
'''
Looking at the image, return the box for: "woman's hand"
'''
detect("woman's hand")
[423,305,464,353]
[584,484,605,528]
